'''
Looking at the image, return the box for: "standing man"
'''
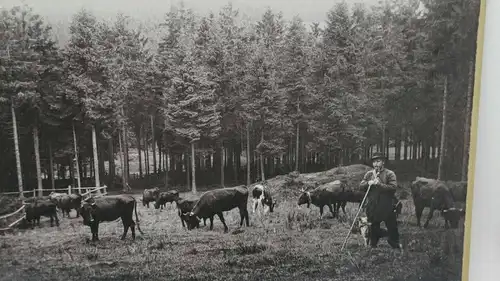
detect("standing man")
[359,152,402,249]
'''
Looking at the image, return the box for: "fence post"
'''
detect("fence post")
[103,185,107,195]
[68,185,71,195]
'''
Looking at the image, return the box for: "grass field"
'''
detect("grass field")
[0,172,465,281]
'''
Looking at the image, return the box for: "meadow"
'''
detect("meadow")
[0,170,465,281]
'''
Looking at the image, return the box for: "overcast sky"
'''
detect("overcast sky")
[0,0,382,45]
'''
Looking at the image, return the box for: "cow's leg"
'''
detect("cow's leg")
[252,198,258,214]
[341,201,347,215]
[209,216,214,230]
[327,204,335,218]
[91,223,99,241]
[130,220,136,240]
[217,212,229,233]
[50,215,54,227]
[203,217,207,226]
[423,205,435,228]
[319,205,324,218]
[414,202,424,227]
[121,218,130,240]
[239,208,245,227]
[54,212,60,227]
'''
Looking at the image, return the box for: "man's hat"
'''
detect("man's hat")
[370,152,386,161]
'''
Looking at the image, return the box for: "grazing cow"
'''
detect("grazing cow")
[410,177,465,229]
[80,195,143,241]
[154,190,180,210]
[252,184,277,215]
[182,185,250,233]
[174,197,207,228]
[25,199,59,228]
[357,216,388,247]
[142,187,160,208]
[297,180,344,218]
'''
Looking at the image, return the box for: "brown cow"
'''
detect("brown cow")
[142,187,160,208]
[80,195,143,241]
[297,180,344,218]
[154,190,180,210]
[25,198,60,228]
[411,177,465,229]
[182,185,250,233]
[174,196,207,228]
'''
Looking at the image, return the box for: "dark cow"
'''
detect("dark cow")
[297,180,344,218]
[142,187,160,208]
[411,177,465,229]
[446,181,468,202]
[251,184,277,214]
[334,184,403,219]
[174,197,207,228]
[182,185,250,233]
[25,198,60,228]
[51,193,82,218]
[154,190,180,210]
[80,195,143,241]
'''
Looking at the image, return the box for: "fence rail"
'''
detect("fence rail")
[0,185,107,198]
[0,185,107,235]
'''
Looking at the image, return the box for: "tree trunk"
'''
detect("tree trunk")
[165,149,169,188]
[108,137,115,188]
[48,141,55,191]
[144,133,149,176]
[92,125,100,189]
[260,132,265,181]
[186,153,190,190]
[220,141,225,187]
[438,76,448,180]
[151,116,157,174]
[124,123,130,182]
[295,123,300,172]
[33,123,43,197]
[164,120,169,188]
[246,123,251,186]
[11,102,23,197]
[461,60,474,181]
[119,129,126,190]
[137,126,143,178]
[191,141,196,193]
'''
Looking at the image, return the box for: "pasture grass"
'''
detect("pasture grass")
[0,177,465,281]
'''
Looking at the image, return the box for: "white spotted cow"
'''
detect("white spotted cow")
[251,184,277,215]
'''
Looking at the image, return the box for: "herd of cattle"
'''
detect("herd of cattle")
[16,173,467,245]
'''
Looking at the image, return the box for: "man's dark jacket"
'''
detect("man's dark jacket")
[359,168,398,222]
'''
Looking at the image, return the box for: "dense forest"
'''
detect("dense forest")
[0,0,480,195]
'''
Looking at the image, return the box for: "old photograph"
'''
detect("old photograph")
[0,0,481,280]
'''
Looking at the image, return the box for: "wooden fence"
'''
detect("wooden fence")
[0,185,108,235]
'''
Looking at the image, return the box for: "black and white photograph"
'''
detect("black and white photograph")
[0,0,481,280]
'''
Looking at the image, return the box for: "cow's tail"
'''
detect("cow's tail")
[134,199,144,235]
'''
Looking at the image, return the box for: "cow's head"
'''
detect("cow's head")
[80,199,98,226]
[297,189,311,208]
[182,212,201,230]
[442,207,465,229]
